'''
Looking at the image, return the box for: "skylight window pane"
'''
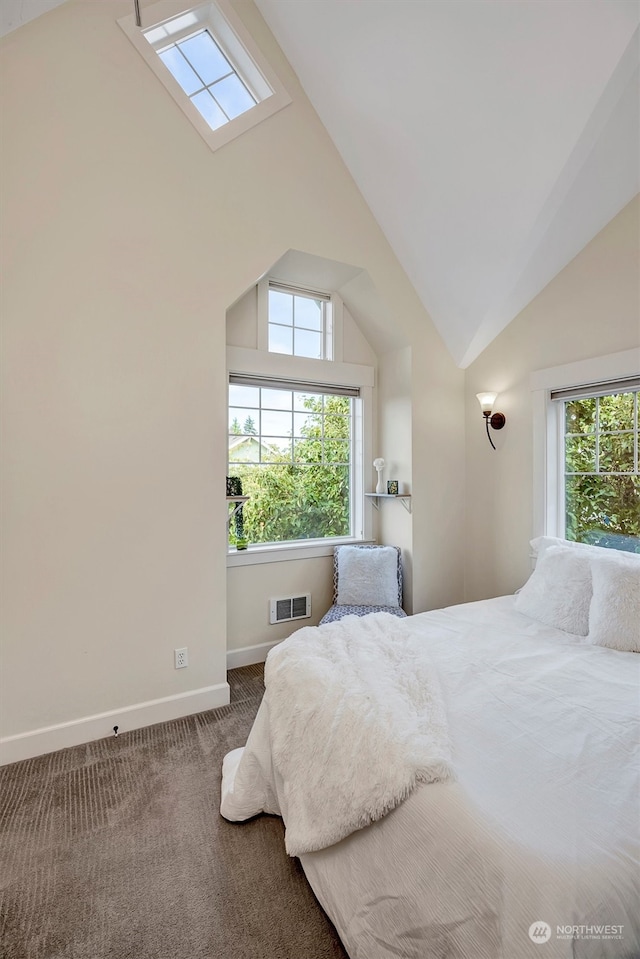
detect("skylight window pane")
[159,47,202,96]
[294,296,323,331]
[212,74,256,120]
[191,90,228,130]
[179,31,231,85]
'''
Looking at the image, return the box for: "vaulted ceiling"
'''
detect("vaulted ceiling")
[3,0,639,366]
[254,0,639,366]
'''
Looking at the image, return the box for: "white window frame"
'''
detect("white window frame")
[226,345,374,567]
[118,0,291,154]
[266,283,332,360]
[531,347,640,541]
[257,278,343,362]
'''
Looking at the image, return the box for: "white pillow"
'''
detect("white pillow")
[531,535,639,565]
[515,545,592,635]
[336,546,399,608]
[588,555,640,653]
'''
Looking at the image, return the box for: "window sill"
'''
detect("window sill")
[226,537,375,567]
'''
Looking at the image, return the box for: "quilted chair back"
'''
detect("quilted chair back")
[319,544,407,625]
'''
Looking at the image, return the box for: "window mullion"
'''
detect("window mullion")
[595,397,600,473]
[560,400,567,539]
[173,44,207,96]
[320,300,327,360]
[633,393,640,473]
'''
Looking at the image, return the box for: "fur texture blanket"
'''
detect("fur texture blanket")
[264,612,455,855]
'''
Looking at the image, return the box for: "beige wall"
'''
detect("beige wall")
[0,0,464,747]
[411,335,466,612]
[227,555,334,654]
[464,195,640,601]
[377,347,414,611]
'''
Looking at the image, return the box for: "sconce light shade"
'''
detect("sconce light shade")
[476,392,506,449]
[476,392,498,414]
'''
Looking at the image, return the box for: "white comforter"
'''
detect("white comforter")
[221,597,640,959]
[223,612,454,855]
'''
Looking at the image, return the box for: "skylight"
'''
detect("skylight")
[118,0,291,153]
[158,30,256,131]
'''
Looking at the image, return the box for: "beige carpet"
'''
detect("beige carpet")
[0,664,348,959]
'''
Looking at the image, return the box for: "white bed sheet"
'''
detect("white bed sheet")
[222,596,640,959]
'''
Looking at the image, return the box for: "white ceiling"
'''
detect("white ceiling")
[3,0,639,367]
[254,0,639,366]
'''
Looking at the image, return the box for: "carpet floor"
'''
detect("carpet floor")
[0,665,348,959]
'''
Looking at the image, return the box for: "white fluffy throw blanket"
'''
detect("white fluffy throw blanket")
[264,612,454,856]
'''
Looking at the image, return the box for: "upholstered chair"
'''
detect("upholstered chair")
[319,544,407,625]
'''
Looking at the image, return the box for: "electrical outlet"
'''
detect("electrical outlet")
[174,647,188,669]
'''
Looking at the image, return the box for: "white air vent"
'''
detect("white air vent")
[269,593,311,625]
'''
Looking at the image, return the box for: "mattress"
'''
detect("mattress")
[222,596,640,959]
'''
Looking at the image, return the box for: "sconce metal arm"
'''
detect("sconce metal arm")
[484,413,496,450]
[483,411,506,449]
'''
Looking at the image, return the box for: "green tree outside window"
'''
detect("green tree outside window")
[564,391,639,551]
[228,392,352,546]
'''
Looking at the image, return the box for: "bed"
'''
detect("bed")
[221,539,640,959]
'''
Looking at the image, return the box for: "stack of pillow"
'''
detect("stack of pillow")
[514,536,640,652]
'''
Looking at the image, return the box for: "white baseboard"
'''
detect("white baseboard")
[0,682,230,767]
[227,639,280,670]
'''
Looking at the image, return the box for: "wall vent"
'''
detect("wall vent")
[269,593,311,625]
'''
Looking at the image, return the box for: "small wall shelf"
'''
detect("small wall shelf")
[226,495,249,530]
[365,493,412,513]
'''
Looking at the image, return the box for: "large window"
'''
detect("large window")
[554,382,639,551]
[228,376,357,547]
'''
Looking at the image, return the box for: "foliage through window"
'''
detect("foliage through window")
[228,378,355,546]
[562,388,639,551]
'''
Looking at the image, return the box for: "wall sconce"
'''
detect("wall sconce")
[476,392,506,450]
